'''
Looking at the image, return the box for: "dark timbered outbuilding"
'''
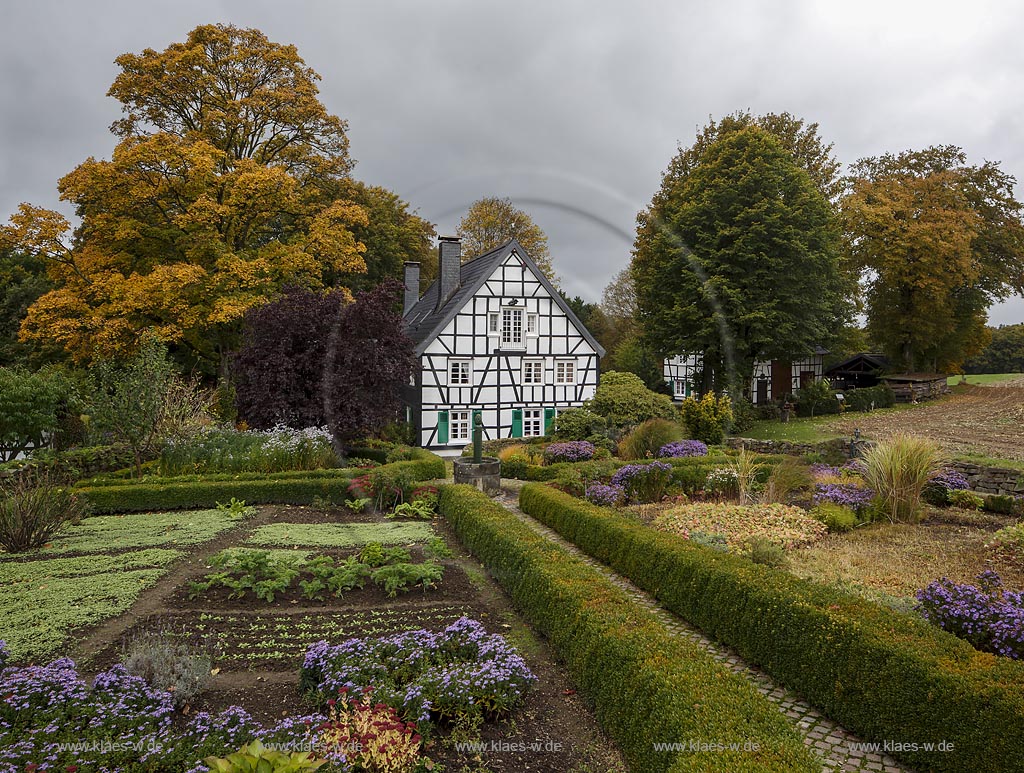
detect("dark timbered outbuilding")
[401,238,605,449]
[823,353,891,390]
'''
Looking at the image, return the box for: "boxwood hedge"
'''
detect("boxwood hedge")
[518,483,1024,773]
[80,453,445,514]
[438,484,818,773]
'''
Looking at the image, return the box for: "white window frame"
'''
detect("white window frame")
[526,312,538,335]
[523,408,543,437]
[555,360,576,385]
[449,359,472,386]
[674,379,689,398]
[488,312,499,334]
[500,308,524,348]
[450,410,470,442]
[523,359,544,385]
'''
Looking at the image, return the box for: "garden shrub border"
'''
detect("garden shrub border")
[518,483,1024,773]
[438,484,818,773]
[79,452,445,513]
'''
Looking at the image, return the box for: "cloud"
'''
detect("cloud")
[1,0,1021,322]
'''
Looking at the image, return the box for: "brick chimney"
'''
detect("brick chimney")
[436,236,461,311]
[403,261,420,316]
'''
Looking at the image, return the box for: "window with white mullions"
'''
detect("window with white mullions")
[501,308,523,347]
[523,408,543,437]
[449,360,471,385]
[523,360,544,384]
[555,360,575,384]
[526,313,538,335]
[450,411,470,441]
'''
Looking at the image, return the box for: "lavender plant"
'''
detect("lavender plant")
[812,483,876,513]
[610,461,673,503]
[300,617,536,726]
[916,571,1024,659]
[584,483,625,506]
[657,440,709,458]
[543,441,596,464]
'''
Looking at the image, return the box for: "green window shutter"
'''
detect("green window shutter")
[511,409,523,438]
[543,407,555,434]
[437,410,449,444]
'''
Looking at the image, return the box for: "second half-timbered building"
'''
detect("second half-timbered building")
[401,237,605,449]
[664,349,827,405]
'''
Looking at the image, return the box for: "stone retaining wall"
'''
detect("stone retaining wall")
[948,461,1024,497]
[730,437,1024,496]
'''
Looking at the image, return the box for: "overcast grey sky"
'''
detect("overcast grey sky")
[2,0,1023,324]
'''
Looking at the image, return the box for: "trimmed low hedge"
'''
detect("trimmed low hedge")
[438,484,817,773]
[78,468,362,488]
[519,484,1024,773]
[80,453,446,514]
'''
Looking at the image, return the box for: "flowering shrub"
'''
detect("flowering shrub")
[161,425,338,475]
[543,441,595,464]
[655,502,828,549]
[657,440,709,458]
[931,468,971,492]
[916,571,1024,659]
[316,689,427,771]
[301,617,536,727]
[703,467,738,498]
[610,461,673,504]
[812,483,875,513]
[584,483,625,507]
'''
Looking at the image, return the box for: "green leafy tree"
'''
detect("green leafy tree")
[963,324,1024,373]
[0,248,52,367]
[0,368,70,462]
[842,146,1024,372]
[456,197,557,283]
[87,337,176,477]
[335,182,437,292]
[633,125,851,395]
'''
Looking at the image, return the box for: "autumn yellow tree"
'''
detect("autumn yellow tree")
[456,197,557,283]
[842,146,1024,372]
[1,25,374,373]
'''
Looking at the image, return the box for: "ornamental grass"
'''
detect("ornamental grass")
[856,434,943,524]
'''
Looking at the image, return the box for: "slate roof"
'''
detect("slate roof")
[403,238,606,358]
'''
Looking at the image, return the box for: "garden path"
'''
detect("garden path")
[491,480,911,773]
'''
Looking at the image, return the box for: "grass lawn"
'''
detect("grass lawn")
[946,373,1024,386]
[245,520,435,548]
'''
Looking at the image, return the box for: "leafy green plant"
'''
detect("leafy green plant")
[371,560,444,597]
[368,464,418,510]
[857,434,943,523]
[215,497,253,518]
[0,470,91,552]
[423,536,453,559]
[793,378,841,417]
[388,499,434,520]
[949,489,985,511]
[358,541,387,567]
[585,371,677,430]
[189,549,301,602]
[344,497,372,513]
[983,494,1020,515]
[204,740,326,772]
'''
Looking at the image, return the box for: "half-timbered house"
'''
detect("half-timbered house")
[664,349,827,405]
[401,237,605,449]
